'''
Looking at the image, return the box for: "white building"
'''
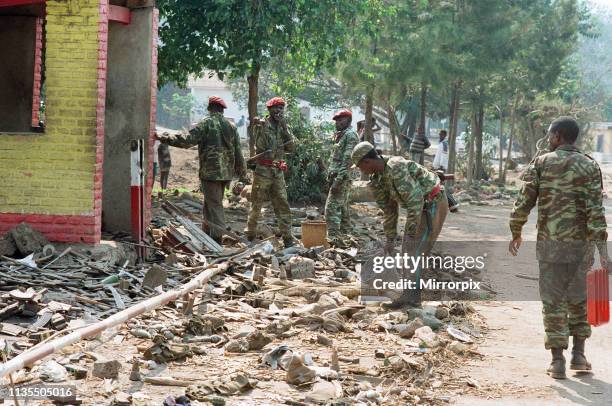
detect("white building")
[187,73,367,140]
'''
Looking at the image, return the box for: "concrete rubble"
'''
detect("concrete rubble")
[0,196,488,405]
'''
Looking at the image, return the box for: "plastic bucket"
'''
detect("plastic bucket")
[301,221,329,248]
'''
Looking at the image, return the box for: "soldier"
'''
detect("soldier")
[159,95,247,244]
[325,109,359,247]
[352,142,448,308]
[246,97,296,247]
[509,116,609,379]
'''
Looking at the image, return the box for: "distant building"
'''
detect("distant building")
[186,73,367,140]
[590,122,612,163]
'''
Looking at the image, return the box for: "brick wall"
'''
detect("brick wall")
[0,0,107,243]
[145,8,159,227]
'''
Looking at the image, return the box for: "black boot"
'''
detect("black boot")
[547,348,566,379]
[570,336,592,371]
[382,289,421,310]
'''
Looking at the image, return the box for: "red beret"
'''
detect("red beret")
[266,97,286,108]
[333,109,352,120]
[208,95,227,109]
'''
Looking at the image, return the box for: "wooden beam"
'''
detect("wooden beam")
[0,0,44,7]
[109,4,131,24]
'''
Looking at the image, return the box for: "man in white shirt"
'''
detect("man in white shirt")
[433,129,459,213]
[433,129,448,171]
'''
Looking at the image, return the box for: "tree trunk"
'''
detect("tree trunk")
[364,86,375,144]
[474,102,484,180]
[386,104,399,155]
[498,107,504,184]
[417,82,428,164]
[247,63,260,157]
[502,93,519,184]
[448,81,461,184]
[467,110,476,184]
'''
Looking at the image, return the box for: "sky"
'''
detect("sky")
[591,0,612,10]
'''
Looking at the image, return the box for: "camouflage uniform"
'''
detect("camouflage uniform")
[370,156,448,303]
[370,157,445,242]
[510,144,608,349]
[325,127,359,243]
[246,117,294,240]
[164,112,246,241]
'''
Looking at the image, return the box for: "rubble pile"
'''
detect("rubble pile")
[0,199,488,405]
[452,181,517,206]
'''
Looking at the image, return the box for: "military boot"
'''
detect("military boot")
[547,348,566,379]
[382,289,422,311]
[570,336,592,371]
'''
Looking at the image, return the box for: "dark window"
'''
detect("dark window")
[0,5,45,133]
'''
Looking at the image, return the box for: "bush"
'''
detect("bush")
[284,106,333,204]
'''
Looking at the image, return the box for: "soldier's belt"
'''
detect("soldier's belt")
[256,159,288,173]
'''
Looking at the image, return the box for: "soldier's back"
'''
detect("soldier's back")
[533,146,601,240]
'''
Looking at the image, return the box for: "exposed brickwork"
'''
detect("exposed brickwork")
[93,0,109,242]
[145,8,159,227]
[30,17,44,128]
[0,214,98,244]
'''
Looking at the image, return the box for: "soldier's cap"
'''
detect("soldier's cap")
[351,141,376,167]
[208,95,227,109]
[332,109,352,120]
[266,97,286,108]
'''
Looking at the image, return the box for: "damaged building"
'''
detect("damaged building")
[0,0,158,244]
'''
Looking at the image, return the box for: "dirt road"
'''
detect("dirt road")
[446,203,612,405]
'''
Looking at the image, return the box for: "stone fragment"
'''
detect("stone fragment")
[92,360,122,379]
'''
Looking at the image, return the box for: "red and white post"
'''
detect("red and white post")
[130,140,146,259]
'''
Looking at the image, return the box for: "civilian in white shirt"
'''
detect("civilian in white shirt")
[433,129,459,213]
[433,129,449,171]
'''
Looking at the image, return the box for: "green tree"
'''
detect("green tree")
[158,0,363,154]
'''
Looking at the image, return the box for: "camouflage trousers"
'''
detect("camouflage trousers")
[324,180,352,242]
[246,173,292,239]
[202,180,230,242]
[539,261,591,349]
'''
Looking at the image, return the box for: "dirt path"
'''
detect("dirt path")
[446,203,612,406]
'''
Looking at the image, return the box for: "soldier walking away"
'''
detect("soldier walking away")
[325,109,359,247]
[509,116,609,380]
[246,97,296,247]
[158,95,247,244]
[352,142,448,309]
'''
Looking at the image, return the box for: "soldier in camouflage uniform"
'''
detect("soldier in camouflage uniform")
[509,116,609,379]
[159,96,247,244]
[246,97,296,247]
[352,142,448,308]
[325,109,359,247]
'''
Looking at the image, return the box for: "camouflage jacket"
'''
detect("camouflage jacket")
[509,144,608,262]
[253,117,294,178]
[370,156,441,240]
[328,127,359,183]
[164,113,246,181]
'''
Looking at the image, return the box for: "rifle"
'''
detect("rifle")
[246,140,294,163]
